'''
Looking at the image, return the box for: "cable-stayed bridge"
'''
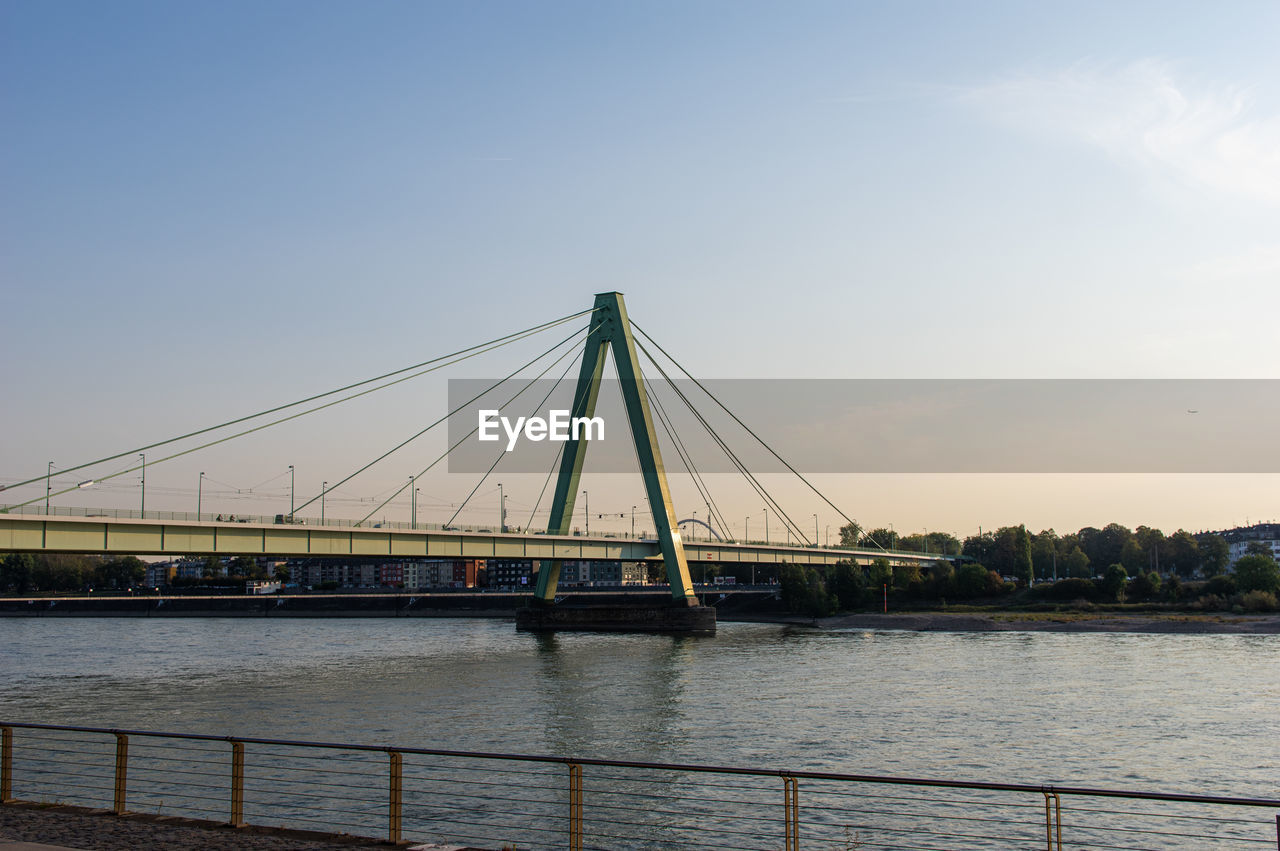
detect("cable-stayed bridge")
[1,292,942,622]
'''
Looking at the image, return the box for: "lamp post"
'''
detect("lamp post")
[289,465,295,521]
[139,453,145,517]
[321,481,327,525]
[46,461,53,515]
[198,472,204,518]
[415,487,421,530]
[410,475,417,529]
[763,507,769,545]
[497,482,505,533]
[692,510,698,542]
[745,515,749,544]
[582,490,589,535]
[631,505,636,538]
[813,514,818,548]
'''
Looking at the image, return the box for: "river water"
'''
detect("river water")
[3,618,1275,799]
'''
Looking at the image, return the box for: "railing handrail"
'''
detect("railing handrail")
[3,720,1276,809]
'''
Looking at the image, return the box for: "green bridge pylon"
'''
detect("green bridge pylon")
[533,292,698,607]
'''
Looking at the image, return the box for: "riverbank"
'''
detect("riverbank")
[769,611,1280,633]
[0,803,431,851]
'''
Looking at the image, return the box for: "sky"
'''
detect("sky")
[2,1,1277,541]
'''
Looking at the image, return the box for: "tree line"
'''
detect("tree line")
[0,553,275,593]
[841,521,1231,583]
[775,521,1278,617]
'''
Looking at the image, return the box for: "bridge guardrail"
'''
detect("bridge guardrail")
[2,722,1276,850]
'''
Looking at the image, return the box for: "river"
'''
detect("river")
[3,618,1275,799]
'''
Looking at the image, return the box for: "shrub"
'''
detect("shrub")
[1240,590,1278,612]
[1204,575,1237,597]
[1196,594,1226,611]
[1234,555,1280,595]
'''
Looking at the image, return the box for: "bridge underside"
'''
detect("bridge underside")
[0,515,937,568]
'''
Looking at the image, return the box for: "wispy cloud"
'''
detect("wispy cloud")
[959,59,1280,205]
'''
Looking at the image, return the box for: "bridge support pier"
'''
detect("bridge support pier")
[531,292,699,616]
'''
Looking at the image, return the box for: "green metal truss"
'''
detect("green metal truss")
[533,292,697,606]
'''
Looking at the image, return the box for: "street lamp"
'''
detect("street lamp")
[198,472,204,519]
[692,510,698,542]
[497,482,505,533]
[46,461,53,515]
[631,505,636,538]
[813,514,818,548]
[410,475,417,529]
[582,490,589,535]
[289,465,295,521]
[321,481,328,525]
[763,507,769,545]
[139,453,145,517]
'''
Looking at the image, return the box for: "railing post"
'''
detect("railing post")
[229,739,245,827]
[388,750,402,844]
[1,726,13,803]
[112,733,128,815]
[568,762,583,851]
[1042,788,1062,851]
[783,775,799,851]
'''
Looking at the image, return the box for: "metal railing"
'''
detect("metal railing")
[2,722,1276,850]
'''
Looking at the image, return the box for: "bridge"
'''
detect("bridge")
[2,291,940,627]
[0,509,934,568]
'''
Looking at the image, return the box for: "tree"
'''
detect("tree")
[1164,530,1200,578]
[829,562,865,610]
[962,532,996,566]
[203,556,222,579]
[1012,526,1033,584]
[1063,546,1091,579]
[0,553,35,592]
[1083,524,1132,571]
[1245,541,1275,557]
[1233,555,1280,595]
[1126,571,1161,602]
[868,558,893,589]
[893,561,922,591]
[779,565,835,617]
[838,522,863,547]
[96,556,144,590]
[864,528,899,551]
[1120,538,1148,576]
[1198,535,1229,576]
[1101,564,1128,602]
[955,563,992,598]
[927,560,955,597]
[1031,531,1058,581]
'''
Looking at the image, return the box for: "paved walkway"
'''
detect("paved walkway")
[0,804,476,850]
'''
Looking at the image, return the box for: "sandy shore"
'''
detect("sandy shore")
[732,611,1280,634]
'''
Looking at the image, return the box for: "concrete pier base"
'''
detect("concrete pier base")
[515,604,716,634]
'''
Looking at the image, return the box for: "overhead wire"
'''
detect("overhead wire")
[350,323,598,526]
[443,329,595,528]
[5,312,595,512]
[305,322,591,521]
[635,338,812,546]
[1,309,593,495]
[640,369,733,541]
[631,319,889,552]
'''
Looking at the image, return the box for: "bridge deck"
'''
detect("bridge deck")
[0,513,937,566]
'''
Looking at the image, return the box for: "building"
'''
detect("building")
[1220,522,1280,568]
[488,559,534,589]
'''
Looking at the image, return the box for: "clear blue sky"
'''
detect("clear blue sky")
[3,1,1277,537]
